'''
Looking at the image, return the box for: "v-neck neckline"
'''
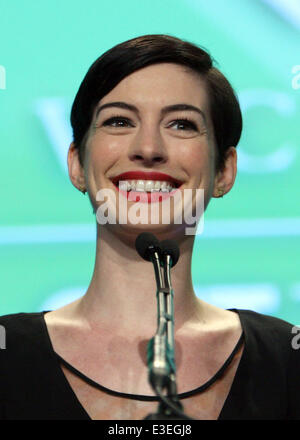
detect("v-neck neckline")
[40,309,248,420]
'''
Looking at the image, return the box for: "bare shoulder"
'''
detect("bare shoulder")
[175,300,243,356]
[44,298,85,327]
[178,299,242,338]
[203,302,241,332]
[203,303,242,349]
[43,299,90,354]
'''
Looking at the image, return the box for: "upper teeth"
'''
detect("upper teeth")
[118,180,175,192]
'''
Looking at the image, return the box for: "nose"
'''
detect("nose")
[128,123,168,166]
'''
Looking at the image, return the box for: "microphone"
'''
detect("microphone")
[157,239,182,411]
[135,233,169,388]
[135,232,161,262]
[135,233,192,420]
[135,232,163,288]
[159,239,180,268]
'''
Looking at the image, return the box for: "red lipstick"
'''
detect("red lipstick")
[111,171,183,187]
[110,171,182,203]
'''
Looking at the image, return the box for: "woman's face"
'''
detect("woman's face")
[68,62,236,239]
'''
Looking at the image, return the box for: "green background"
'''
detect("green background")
[0,0,299,323]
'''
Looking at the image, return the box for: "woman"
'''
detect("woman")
[0,34,299,420]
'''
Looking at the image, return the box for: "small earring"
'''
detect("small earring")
[217,188,224,198]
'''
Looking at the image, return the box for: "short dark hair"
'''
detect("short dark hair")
[70,34,242,171]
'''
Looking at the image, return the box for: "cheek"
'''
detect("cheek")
[85,135,124,175]
[178,142,215,179]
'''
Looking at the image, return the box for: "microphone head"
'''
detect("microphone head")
[159,239,180,267]
[135,232,161,262]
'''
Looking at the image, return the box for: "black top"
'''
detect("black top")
[0,309,299,420]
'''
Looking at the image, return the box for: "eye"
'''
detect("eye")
[169,118,198,131]
[102,116,134,128]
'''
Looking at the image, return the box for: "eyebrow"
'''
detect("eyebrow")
[95,101,207,126]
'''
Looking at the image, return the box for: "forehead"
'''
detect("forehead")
[98,63,210,111]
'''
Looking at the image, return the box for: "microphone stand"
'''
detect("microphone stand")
[144,252,187,420]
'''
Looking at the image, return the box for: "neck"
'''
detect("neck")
[76,223,203,334]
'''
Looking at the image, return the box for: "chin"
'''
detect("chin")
[109,221,194,244]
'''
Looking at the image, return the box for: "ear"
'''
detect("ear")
[67,143,86,193]
[213,147,237,198]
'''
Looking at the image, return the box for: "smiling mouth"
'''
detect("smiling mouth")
[110,172,183,203]
[111,171,182,190]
